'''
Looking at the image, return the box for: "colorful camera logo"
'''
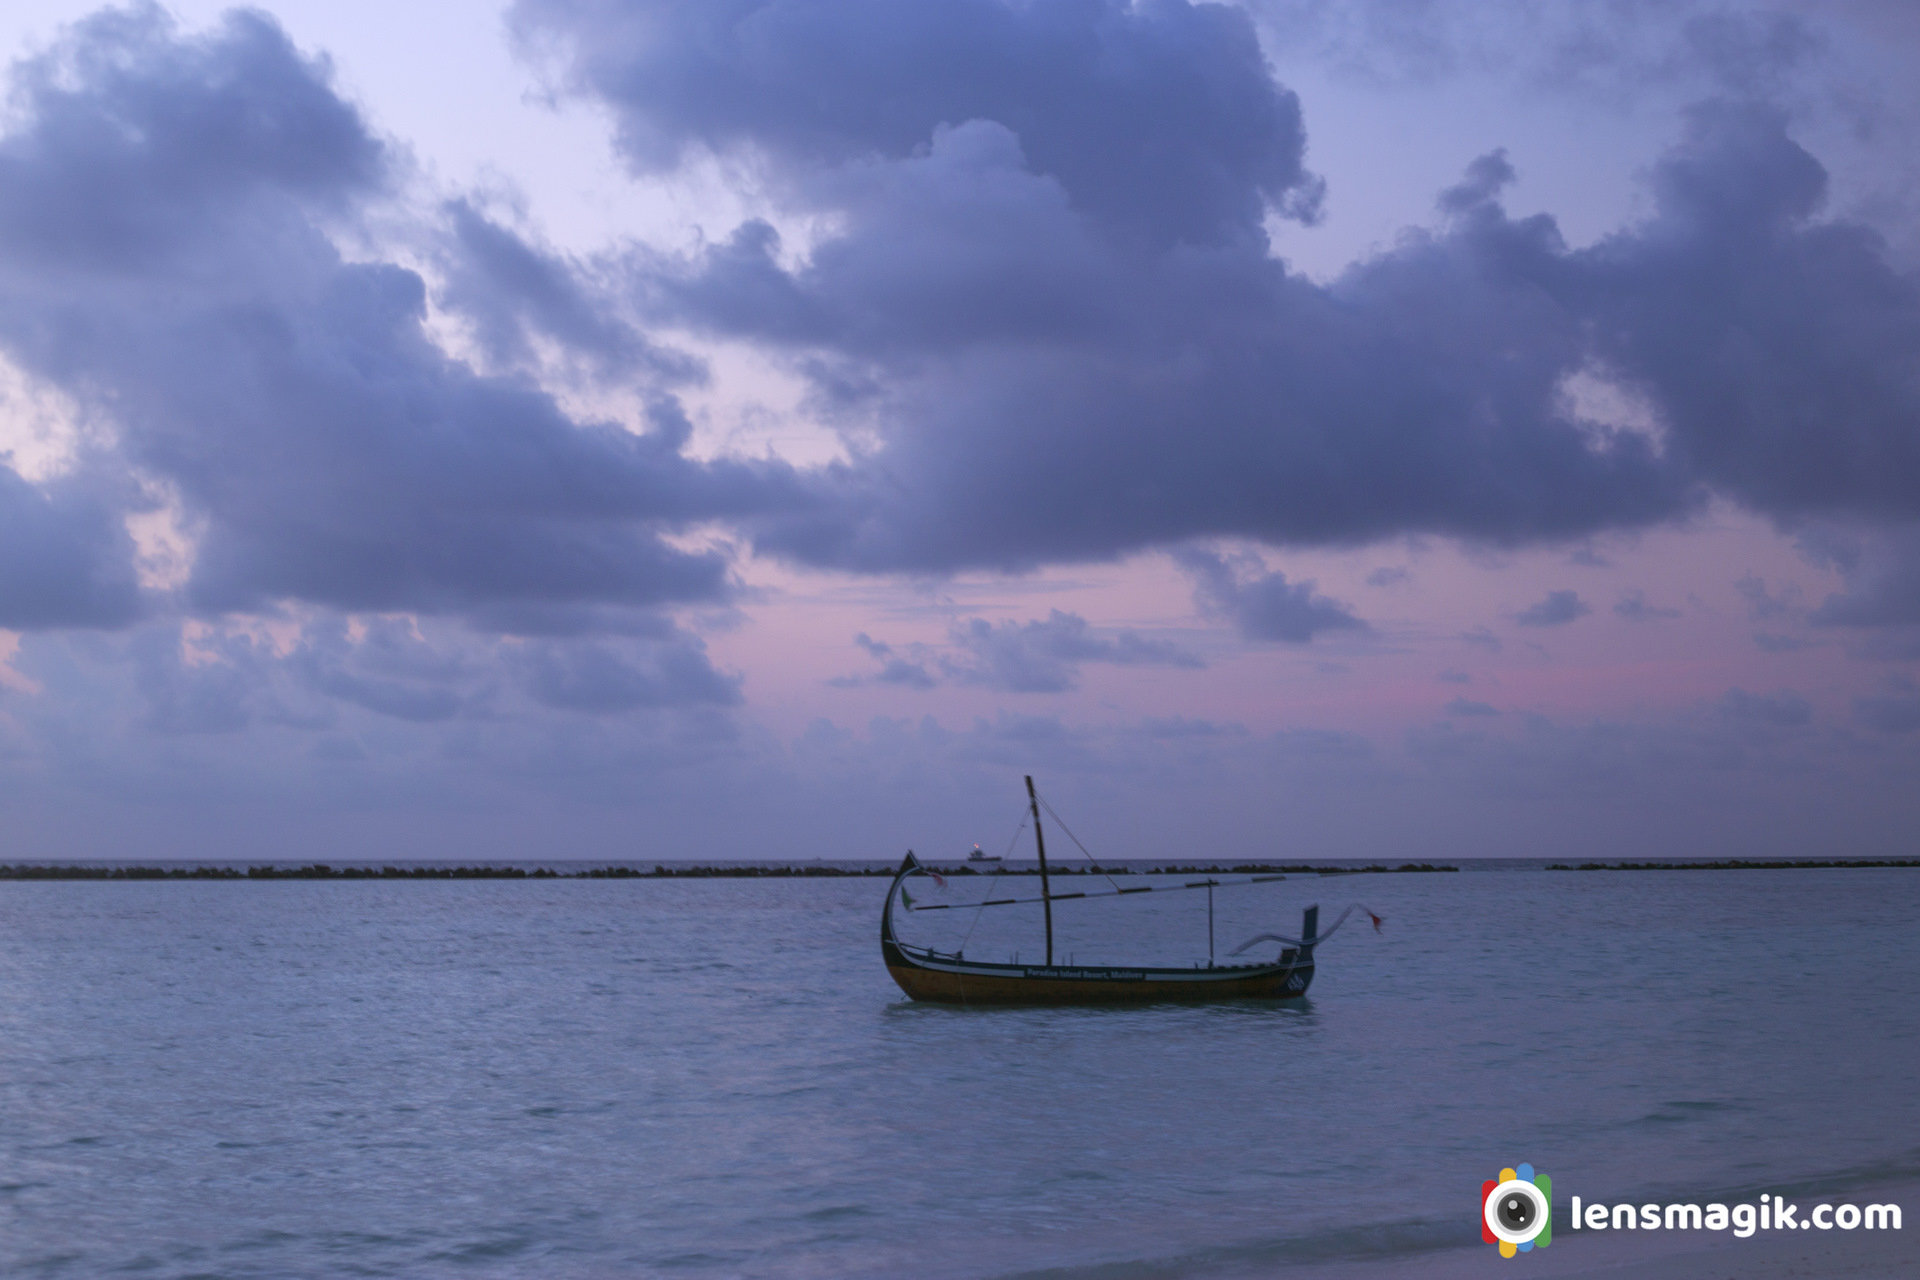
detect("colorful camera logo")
[1482,1163,1552,1257]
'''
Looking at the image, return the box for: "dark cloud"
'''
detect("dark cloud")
[512,637,741,712]
[518,1,1706,574]
[1794,523,1920,656]
[949,610,1203,693]
[1515,589,1591,627]
[1753,630,1813,652]
[1460,627,1503,651]
[514,0,1323,250]
[1735,573,1807,629]
[1614,588,1681,620]
[1178,548,1368,643]
[1366,566,1410,587]
[1444,697,1499,717]
[1252,2,1823,101]
[1436,668,1472,683]
[0,6,383,268]
[1809,525,1920,627]
[1719,686,1812,727]
[0,466,142,629]
[844,632,936,689]
[132,625,263,734]
[1438,148,1517,215]
[1140,716,1245,739]
[1581,103,1920,526]
[1270,727,1375,760]
[458,601,681,639]
[0,7,800,633]
[437,199,698,384]
[289,615,470,722]
[513,6,1920,576]
[120,608,740,736]
[1854,676,1920,732]
[833,611,1200,693]
[129,616,465,734]
[306,667,461,723]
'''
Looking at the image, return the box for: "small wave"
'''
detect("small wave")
[801,1204,875,1222]
[983,1213,1479,1280]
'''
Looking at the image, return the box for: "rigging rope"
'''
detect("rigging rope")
[905,870,1290,911]
[959,804,1031,955]
[1035,792,1123,894]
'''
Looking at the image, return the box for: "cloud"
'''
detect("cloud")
[949,610,1203,693]
[513,0,1323,249]
[519,0,1710,575]
[1719,686,1812,727]
[1270,727,1376,761]
[287,615,473,722]
[1251,0,1824,98]
[1809,524,1920,628]
[1444,697,1499,717]
[844,632,936,689]
[1614,588,1680,621]
[1178,548,1368,643]
[512,636,741,712]
[1854,676,1920,732]
[1579,101,1920,524]
[0,465,143,629]
[133,625,266,734]
[1515,589,1591,627]
[437,198,697,384]
[1366,566,1410,587]
[116,607,742,739]
[0,8,801,632]
[1735,573,1804,621]
[837,611,1202,693]
[1141,715,1245,739]
[511,9,1920,576]
[1753,631,1813,652]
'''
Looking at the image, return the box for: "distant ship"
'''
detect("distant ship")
[966,844,1001,863]
[881,776,1376,1005]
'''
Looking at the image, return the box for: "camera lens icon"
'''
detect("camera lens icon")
[1482,1164,1552,1257]
[1489,1181,1545,1240]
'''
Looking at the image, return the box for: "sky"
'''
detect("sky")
[1,0,1918,864]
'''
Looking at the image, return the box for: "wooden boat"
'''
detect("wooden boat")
[881,777,1350,1006]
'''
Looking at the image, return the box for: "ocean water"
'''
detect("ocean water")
[0,865,1914,1278]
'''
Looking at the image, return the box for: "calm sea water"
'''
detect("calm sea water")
[1,866,1915,1278]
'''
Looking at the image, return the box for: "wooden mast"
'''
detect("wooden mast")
[1025,774,1054,966]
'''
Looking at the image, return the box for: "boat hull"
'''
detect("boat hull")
[884,949,1313,1005]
